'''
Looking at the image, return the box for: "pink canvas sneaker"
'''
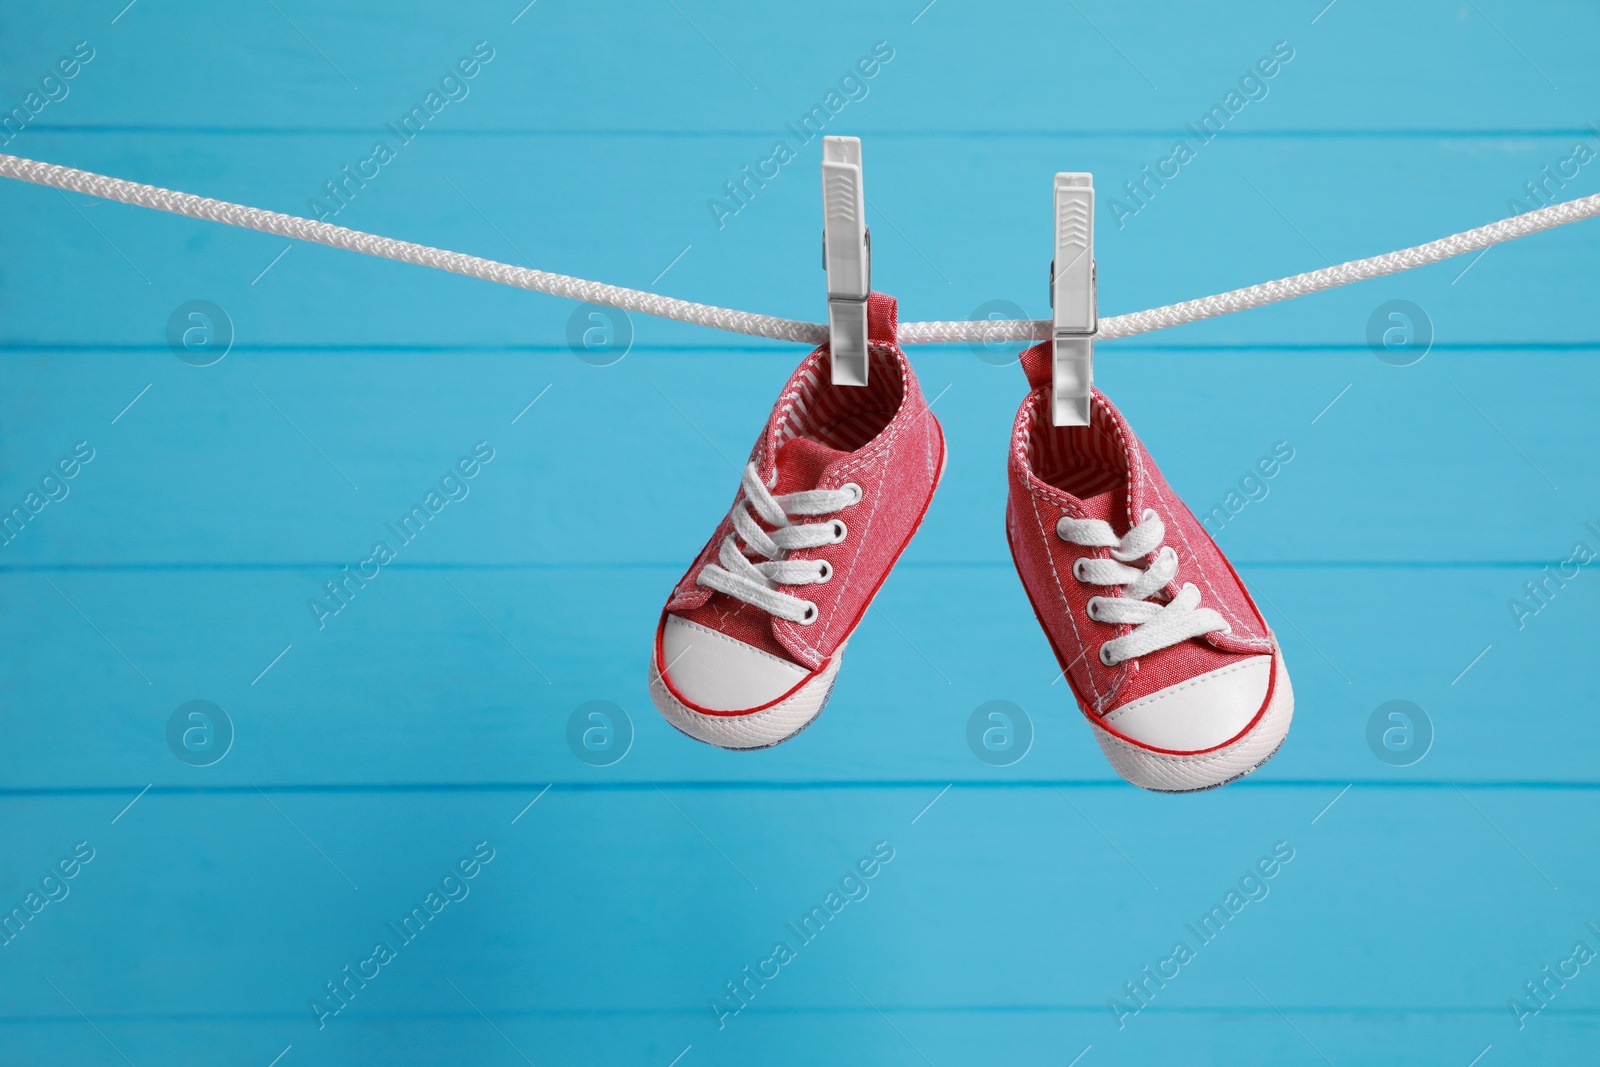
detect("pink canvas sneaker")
[1005,344,1293,791]
[650,293,945,749]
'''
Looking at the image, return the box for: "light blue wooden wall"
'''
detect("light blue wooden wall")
[2,1,1598,1063]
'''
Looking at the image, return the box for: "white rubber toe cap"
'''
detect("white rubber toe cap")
[659,615,809,713]
[1101,655,1273,753]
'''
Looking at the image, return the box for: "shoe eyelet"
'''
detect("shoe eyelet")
[829,519,848,543]
[841,482,863,506]
[1085,596,1103,621]
[798,601,819,625]
[1098,644,1117,667]
[816,560,833,583]
[1072,558,1090,582]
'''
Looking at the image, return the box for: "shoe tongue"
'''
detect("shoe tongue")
[771,436,848,495]
[1076,486,1123,529]
[1040,394,1145,531]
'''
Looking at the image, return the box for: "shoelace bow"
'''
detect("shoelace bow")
[696,462,859,624]
[1057,508,1229,666]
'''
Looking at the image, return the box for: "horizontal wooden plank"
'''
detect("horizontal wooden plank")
[1,131,1598,353]
[0,562,1593,786]
[0,1013,1589,1067]
[0,0,1594,134]
[4,3,1598,1064]
[0,1014,1590,1067]
[0,344,1590,566]
[0,785,1593,1043]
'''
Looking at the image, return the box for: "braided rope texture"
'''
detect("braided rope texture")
[899,190,1600,343]
[5,151,1597,346]
[0,153,826,345]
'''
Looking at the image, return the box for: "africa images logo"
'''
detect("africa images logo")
[1105,41,1295,229]
[309,841,496,1030]
[1108,841,1295,1030]
[308,442,495,629]
[306,42,496,222]
[709,841,895,1029]
[705,41,895,230]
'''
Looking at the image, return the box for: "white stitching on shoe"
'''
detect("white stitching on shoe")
[780,341,913,663]
[1023,388,1272,656]
[1143,477,1274,651]
[810,430,893,658]
[1025,481,1109,706]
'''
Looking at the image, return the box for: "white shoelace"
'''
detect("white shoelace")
[1057,508,1229,666]
[695,463,860,624]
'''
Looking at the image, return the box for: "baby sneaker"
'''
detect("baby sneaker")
[1005,344,1293,791]
[650,293,945,749]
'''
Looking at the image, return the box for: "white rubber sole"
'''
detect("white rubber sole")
[1088,653,1295,793]
[649,644,846,750]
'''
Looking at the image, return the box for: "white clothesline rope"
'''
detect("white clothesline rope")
[3,151,1597,346]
